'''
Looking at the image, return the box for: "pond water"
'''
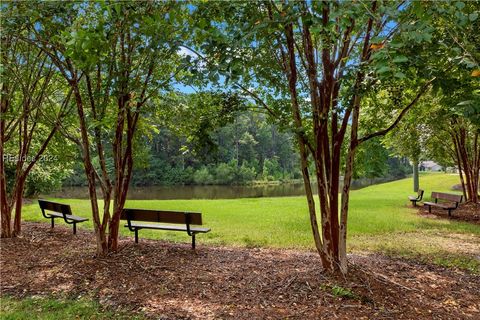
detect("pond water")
[42,177,398,200]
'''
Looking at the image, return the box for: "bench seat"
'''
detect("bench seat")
[47,212,89,222]
[423,192,462,216]
[121,208,210,249]
[423,201,456,210]
[39,199,88,234]
[125,223,210,233]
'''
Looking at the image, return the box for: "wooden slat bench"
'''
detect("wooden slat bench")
[423,192,463,216]
[120,208,211,249]
[408,189,424,206]
[38,199,88,234]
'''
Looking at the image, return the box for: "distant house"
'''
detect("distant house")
[419,161,442,172]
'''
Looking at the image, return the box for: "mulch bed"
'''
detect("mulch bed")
[418,202,480,224]
[1,222,479,319]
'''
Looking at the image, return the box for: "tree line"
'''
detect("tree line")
[62,106,411,187]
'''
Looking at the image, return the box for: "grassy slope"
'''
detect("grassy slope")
[21,173,479,270]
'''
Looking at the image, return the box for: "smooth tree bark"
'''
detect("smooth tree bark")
[0,36,69,237]
[413,158,419,192]
[449,118,479,203]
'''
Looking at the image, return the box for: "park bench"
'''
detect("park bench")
[408,189,424,206]
[423,192,463,216]
[38,199,88,234]
[120,208,210,249]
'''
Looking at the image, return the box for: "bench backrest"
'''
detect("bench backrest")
[431,192,462,203]
[120,208,203,225]
[38,199,72,215]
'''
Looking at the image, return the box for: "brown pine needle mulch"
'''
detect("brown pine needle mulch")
[1,222,479,319]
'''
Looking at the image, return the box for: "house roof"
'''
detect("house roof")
[420,161,441,168]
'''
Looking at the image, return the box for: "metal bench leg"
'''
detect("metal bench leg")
[51,217,55,228]
[73,222,77,235]
[192,233,196,250]
[428,205,431,213]
[448,209,451,217]
[135,229,139,243]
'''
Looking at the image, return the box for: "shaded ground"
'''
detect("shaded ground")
[418,202,480,224]
[1,222,479,319]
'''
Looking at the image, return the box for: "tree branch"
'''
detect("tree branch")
[358,77,436,144]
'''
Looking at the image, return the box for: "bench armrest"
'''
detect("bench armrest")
[60,212,77,225]
[125,212,136,232]
[185,212,192,236]
[40,208,51,219]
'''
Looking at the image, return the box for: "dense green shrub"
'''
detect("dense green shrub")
[193,167,215,185]
[214,162,236,184]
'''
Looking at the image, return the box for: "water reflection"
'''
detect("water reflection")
[43,184,307,200]
[42,177,398,200]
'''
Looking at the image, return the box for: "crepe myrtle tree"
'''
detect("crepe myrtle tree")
[0,19,71,238]
[187,0,454,273]
[426,1,480,203]
[428,88,480,204]
[21,1,189,254]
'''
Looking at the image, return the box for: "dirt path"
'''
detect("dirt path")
[1,222,479,319]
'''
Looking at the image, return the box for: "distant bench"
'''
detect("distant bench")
[423,192,463,216]
[39,199,88,234]
[408,189,424,206]
[120,208,211,249]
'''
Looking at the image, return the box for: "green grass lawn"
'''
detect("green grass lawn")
[0,296,143,320]
[21,172,480,271]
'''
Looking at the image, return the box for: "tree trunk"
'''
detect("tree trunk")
[298,139,328,266]
[471,131,479,203]
[0,134,12,238]
[282,21,329,269]
[339,147,356,274]
[451,125,479,203]
[454,136,468,201]
[73,83,109,256]
[12,178,26,236]
[0,79,11,238]
[0,202,12,238]
[412,158,419,192]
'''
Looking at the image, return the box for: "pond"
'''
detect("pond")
[41,177,398,200]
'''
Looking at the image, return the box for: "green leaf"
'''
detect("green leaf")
[469,13,478,22]
[455,2,465,10]
[377,66,391,74]
[389,42,403,49]
[393,56,408,63]
[394,72,406,79]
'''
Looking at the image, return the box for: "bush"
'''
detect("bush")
[237,162,256,183]
[24,164,72,197]
[214,162,236,184]
[193,167,214,185]
[262,157,282,181]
